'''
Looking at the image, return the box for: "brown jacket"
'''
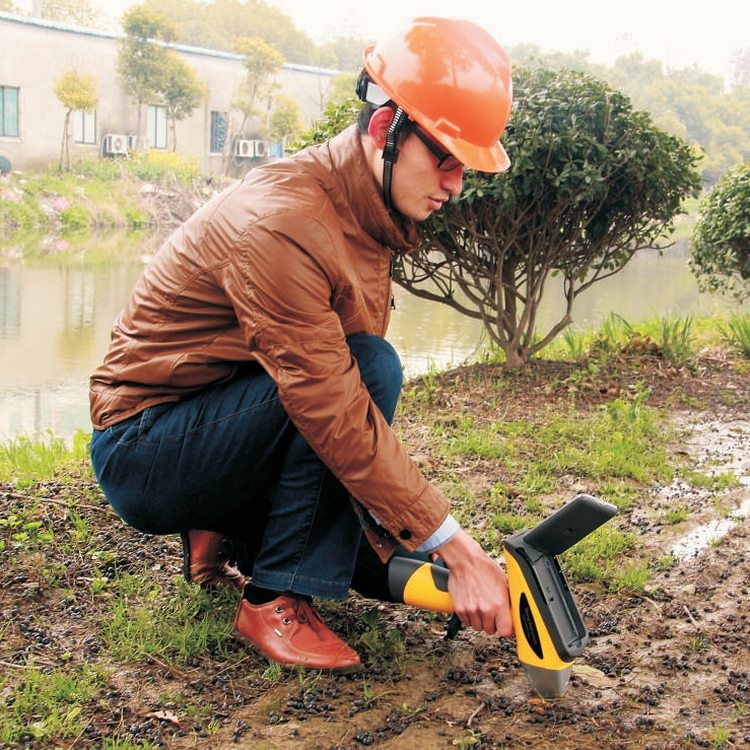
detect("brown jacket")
[90,125,450,560]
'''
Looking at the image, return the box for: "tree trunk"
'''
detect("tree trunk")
[58,110,71,173]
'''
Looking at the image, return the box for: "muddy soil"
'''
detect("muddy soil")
[2,352,750,749]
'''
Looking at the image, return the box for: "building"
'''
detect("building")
[0,11,339,176]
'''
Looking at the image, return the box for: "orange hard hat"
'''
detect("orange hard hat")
[363,17,512,173]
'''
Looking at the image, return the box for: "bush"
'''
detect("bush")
[126,150,202,186]
[689,160,750,300]
[60,204,91,232]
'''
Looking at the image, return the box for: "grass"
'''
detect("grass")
[546,311,738,369]
[0,661,107,747]
[99,575,237,663]
[481,309,719,372]
[718,313,750,358]
[432,384,672,535]
[0,429,91,488]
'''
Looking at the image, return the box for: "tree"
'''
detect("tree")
[142,0,318,66]
[231,36,284,138]
[0,0,18,12]
[689,161,750,299]
[317,35,375,73]
[397,66,702,367]
[731,48,750,89]
[117,6,178,149]
[53,68,98,172]
[268,94,303,146]
[38,0,99,26]
[161,55,206,151]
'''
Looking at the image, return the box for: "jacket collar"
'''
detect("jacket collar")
[324,125,420,255]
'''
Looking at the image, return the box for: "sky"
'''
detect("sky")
[268,0,748,80]
[13,0,750,81]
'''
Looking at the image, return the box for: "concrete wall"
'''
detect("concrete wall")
[0,11,339,176]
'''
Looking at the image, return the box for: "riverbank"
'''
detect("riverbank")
[2,346,750,748]
[0,154,232,237]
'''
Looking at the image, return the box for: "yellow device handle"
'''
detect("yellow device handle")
[394,560,454,613]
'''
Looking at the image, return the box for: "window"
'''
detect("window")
[210,111,227,154]
[1,86,19,138]
[73,109,96,145]
[146,104,168,149]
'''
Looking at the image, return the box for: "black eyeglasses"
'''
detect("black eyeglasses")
[409,125,463,172]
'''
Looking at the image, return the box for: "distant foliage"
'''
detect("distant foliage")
[268,94,304,144]
[117,7,205,152]
[509,46,750,185]
[689,160,750,299]
[140,0,338,69]
[231,36,284,130]
[38,0,99,27]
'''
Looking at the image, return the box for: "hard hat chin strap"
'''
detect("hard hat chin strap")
[382,107,409,212]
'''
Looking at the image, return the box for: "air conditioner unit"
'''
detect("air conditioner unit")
[103,134,128,156]
[252,140,266,158]
[234,139,255,158]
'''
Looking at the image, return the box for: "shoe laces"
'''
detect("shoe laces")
[278,596,325,632]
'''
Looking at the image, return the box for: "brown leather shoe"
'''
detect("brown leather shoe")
[234,593,361,673]
[181,530,245,592]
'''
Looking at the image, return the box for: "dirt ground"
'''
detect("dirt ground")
[2,352,750,749]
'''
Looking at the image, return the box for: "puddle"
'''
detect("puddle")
[669,492,750,560]
[663,416,750,561]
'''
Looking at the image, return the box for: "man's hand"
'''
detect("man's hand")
[435,529,513,637]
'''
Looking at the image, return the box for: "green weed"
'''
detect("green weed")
[718,313,750,359]
[0,661,106,747]
[453,729,483,747]
[262,662,284,681]
[98,574,236,665]
[708,724,731,749]
[356,607,405,659]
[610,562,651,593]
[439,414,513,461]
[656,553,678,572]
[491,511,534,537]
[562,527,636,584]
[663,506,688,525]
[441,386,671,499]
[547,313,713,369]
[655,315,696,365]
[681,469,740,492]
[0,429,91,487]
[689,634,708,652]
[561,327,589,360]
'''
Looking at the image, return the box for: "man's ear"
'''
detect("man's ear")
[367,107,396,150]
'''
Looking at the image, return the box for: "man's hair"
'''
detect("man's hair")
[357,103,379,134]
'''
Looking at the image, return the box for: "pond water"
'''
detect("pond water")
[0,234,738,442]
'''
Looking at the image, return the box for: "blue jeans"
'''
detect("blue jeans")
[90,333,411,600]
